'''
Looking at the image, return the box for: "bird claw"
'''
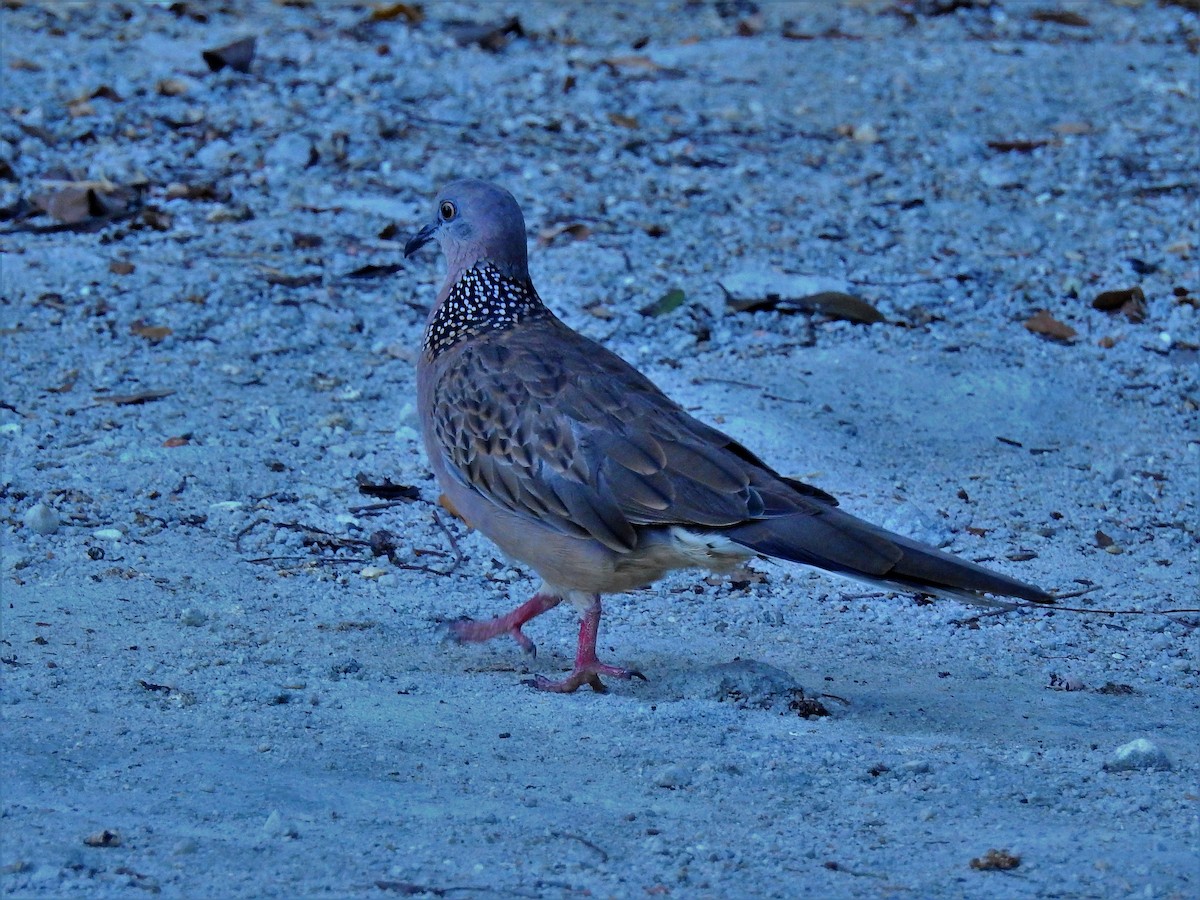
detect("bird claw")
[523,663,646,694]
[447,617,538,657]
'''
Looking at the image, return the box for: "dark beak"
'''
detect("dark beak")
[404,222,437,258]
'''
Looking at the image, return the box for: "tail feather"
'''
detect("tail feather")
[725,507,1053,607]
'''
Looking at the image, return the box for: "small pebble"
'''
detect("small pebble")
[23,503,60,535]
[1104,738,1172,772]
[262,809,298,838]
[652,765,692,789]
[179,608,208,627]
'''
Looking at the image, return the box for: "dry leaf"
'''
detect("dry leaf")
[537,221,592,246]
[444,16,523,51]
[736,14,765,36]
[164,182,224,201]
[1024,309,1077,342]
[202,36,256,73]
[95,389,174,405]
[355,474,421,501]
[156,77,189,96]
[293,232,324,248]
[109,260,135,276]
[728,289,884,324]
[1092,286,1146,322]
[607,112,639,129]
[969,849,1020,871]
[1030,9,1090,26]
[162,435,191,448]
[47,370,79,394]
[370,2,423,23]
[130,320,172,342]
[263,270,321,288]
[140,208,174,230]
[987,138,1053,153]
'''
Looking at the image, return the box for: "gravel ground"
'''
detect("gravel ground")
[2,1,1198,898]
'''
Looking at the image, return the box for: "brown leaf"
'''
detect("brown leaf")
[164,181,224,201]
[537,221,592,247]
[804,291,885,324]
[969,849,1020,871]
[293,232,325,248]
[130,320,172,342]
[47,370,79,394]
[89,85,123,102]
[444,16,523,52]
[83,830,122,848]
[729,289,884,324]
[607,112,639,129]
[1092,286,1147,323]
[202,36,256,73]
[355,474,421,501]
[1024,309,1077,342]
[9,57,42,72]
[1030,9,1090,26]
[370,2,423,23]
[140,207,174,230]
[1094,530,1114,548]
[156,77,189,96]
[987,138,1053,153]
[95,389,174,406]
[109,260,135,276]
[736,14,765,36]
[162,435,191,448]
[264,270,321,288]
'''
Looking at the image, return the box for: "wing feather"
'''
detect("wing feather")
[429,315,830,549]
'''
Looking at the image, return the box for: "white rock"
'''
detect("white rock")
[23,503,60,535]
[1105,738,1172,772]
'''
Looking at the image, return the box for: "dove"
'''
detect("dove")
[405,179,1052,693]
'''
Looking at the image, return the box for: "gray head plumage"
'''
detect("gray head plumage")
[405,179,530,283]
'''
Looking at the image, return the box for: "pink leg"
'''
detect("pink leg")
[447,592,562,657]
[525,596,646,694]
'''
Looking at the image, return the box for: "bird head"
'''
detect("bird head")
[405,179,530,283]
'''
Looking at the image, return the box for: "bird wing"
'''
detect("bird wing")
[427,315,826,553]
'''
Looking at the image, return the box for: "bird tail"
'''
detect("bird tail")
[724,507,1053,608]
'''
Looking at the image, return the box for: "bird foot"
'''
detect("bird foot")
[444,592,563,658]
[447,617,537,656]
[523,662,646,694]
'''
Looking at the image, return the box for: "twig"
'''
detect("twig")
[430,508,465,572]
[234,517,270,552]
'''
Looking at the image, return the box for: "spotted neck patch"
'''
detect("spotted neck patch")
[423,262,549,357]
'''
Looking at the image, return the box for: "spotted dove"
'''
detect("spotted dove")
[405,179,1052,693]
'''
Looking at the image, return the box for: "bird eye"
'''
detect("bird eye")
[439,200,456,220]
